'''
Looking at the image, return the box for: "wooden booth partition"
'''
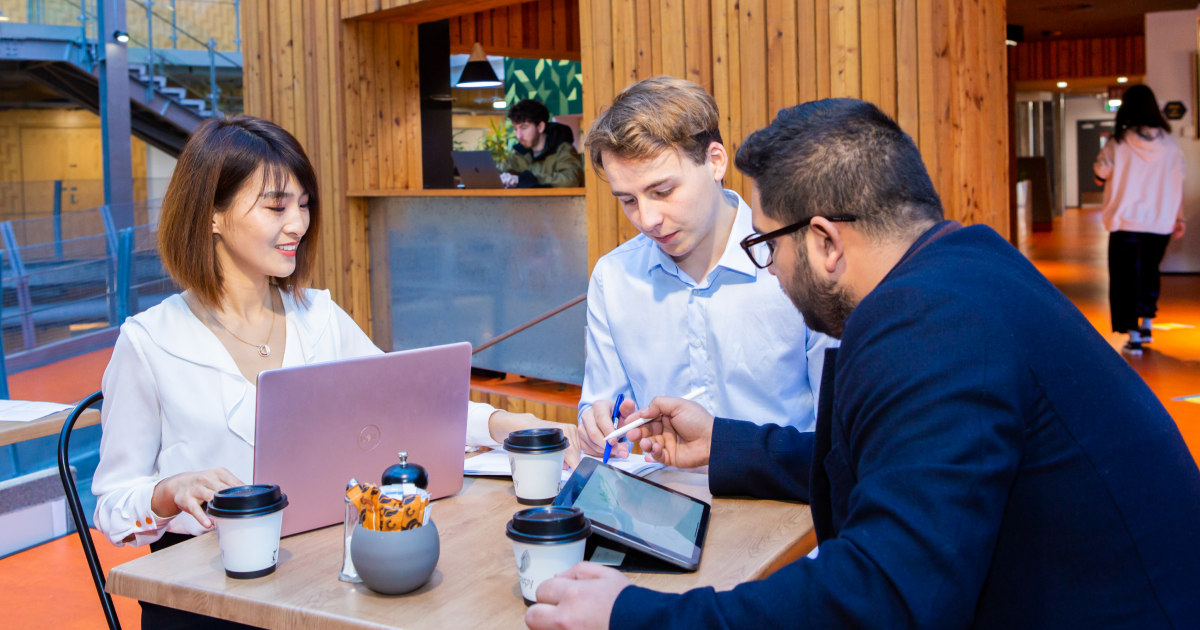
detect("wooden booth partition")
[242,0,376,333]
[580,0,1010,270]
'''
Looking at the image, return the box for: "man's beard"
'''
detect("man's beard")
[779,244,858,339]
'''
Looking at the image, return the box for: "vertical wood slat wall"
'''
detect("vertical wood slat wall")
[449,0,582,60]
[581,0,1010,269]
[1008,36,1145,82]
[243,0,377,332]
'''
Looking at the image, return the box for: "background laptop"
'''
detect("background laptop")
[452,150,505,189]
[253,342,471,537]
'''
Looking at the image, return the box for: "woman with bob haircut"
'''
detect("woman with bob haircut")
[92,116,580,628]
[1094,84,1187,354]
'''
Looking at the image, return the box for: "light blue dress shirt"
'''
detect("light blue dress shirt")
[580,190,837,432]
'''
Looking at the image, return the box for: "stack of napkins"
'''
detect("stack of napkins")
[465,448,664,482]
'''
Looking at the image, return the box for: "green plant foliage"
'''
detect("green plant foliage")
[479,118,517,167]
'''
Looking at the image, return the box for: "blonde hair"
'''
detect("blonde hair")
[585,76,722,176]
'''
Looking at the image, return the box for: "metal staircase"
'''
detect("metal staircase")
[0,4,242,157]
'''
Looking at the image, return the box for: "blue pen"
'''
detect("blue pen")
[602,393,625,464]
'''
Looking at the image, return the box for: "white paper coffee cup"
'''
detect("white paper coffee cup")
[504,428,569,505]
[206,484,288,579]
[506,506,592,606]
[511,538,587,604]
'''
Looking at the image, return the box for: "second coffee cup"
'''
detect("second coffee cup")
[506,506,592,605]
[504,428,568,505]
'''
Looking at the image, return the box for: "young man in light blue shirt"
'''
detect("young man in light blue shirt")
[576,76,835,458]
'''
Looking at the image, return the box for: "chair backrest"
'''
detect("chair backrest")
[57,391,121,630]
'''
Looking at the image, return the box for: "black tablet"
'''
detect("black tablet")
[555,458,710,571]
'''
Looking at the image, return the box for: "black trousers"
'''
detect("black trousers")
[139,533,262,630]
[1108,231,1172,333]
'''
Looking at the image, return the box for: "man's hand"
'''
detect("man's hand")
[1173,218,1187,240]
[578,399,638,458]
[490,411,583,469]
[525,562,630,630]
[151,468,244,529]
[501,172,519,188]
[623,397,715,469]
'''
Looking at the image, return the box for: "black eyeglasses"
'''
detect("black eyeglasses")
[740,216,857,269]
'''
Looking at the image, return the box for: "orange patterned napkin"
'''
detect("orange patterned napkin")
[346,482,429,531]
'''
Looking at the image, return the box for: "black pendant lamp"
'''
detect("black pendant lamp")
[456,42,503,89]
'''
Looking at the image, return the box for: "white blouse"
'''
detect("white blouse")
[92,288,500,546]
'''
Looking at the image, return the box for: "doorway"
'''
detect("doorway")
[1077,119,1114,207]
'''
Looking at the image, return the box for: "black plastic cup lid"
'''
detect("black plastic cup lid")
[506,506,592,545]
[206,484,288,519]
[503,428,569,454]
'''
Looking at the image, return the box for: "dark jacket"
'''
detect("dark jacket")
[500,122,584,188]
[613,222,1200,629]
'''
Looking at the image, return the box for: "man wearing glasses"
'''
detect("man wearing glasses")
[527,100,1200,629]
[574,76,835,458]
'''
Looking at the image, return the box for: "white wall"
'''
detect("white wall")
[1064,95,1114,208]
[1145,8,1200,272]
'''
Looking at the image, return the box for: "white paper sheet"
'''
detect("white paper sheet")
[464,448,664,482]
[0,400,73,423]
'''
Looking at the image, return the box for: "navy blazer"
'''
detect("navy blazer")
[612,222,1200,629]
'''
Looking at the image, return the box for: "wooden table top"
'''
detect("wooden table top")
[0,408,100,448]
[107,470,814,629]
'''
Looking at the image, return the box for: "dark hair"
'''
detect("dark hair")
[508,99,551,126]
[735,99,943,239]
[158,115,321,309]
[1113,85,1170,143]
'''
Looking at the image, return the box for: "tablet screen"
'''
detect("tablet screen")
[571,463,706,559]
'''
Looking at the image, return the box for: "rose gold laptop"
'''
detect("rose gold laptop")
[253,342,471,537]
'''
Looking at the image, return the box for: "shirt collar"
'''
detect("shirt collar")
[643,190,759,281]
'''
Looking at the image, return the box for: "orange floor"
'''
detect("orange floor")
[1,209,1197,628]
[0,530,147,629]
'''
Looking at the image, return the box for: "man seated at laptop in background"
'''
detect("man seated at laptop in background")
[500,99,584,188]
[575,76,834,459]
[528,99,1200,630]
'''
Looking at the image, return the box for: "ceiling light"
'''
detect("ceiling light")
[455,42,503,89]
[1005,39,1018,46]
[1056,81,1068,88]
[492,100,507,109]
[0,16,9,22]
[1117,77,1128,84]
[114,30,129,43]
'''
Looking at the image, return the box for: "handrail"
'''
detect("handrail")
[472,294,586,355]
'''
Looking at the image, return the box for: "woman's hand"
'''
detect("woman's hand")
[151,468,244,529]
[1173,218,1186,240]
[489,411,583,470]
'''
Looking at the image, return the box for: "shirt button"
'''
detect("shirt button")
[691,339,702,348]
[692,289,700,295]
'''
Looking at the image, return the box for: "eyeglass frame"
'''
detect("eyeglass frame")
[739,215,858,269]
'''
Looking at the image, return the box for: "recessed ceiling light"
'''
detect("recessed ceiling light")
[1056,81,1068,88]
[492,100,507,109]
[1117,77,1128,84]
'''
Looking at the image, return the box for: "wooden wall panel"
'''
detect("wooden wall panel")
[1008,36,1145,82]
[448,1,581,60]
[243,0,378,333]
[579,0,1010,271]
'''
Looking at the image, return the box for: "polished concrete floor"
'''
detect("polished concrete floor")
[2,208,1197,628]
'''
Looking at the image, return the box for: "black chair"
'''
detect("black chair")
[57,390,122,630]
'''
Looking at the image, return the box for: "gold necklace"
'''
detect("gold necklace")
[208,294,276,357]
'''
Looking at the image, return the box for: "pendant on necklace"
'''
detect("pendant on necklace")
[258,344,271,357]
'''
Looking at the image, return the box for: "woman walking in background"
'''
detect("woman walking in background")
[1095,84,1187,354]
